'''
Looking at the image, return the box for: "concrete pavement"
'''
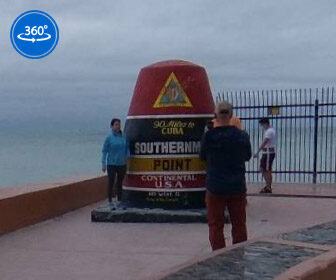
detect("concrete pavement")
[1,184,336,280]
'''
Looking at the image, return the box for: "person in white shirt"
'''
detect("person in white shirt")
[254,118,276,193]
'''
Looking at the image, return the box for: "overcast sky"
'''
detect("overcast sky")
[1,0,336,124]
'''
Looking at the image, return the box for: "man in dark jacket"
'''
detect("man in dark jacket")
[200,101,252,251]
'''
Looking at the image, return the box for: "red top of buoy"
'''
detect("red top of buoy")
[128,60,215,116]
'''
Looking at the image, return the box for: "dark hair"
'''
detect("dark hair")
[259,118,270,125]
[110,118,121,127]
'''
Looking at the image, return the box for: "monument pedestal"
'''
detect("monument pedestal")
[91,204,231,223]
[91,206,207,223]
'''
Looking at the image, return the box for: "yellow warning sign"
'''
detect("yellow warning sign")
[153,72,193,108]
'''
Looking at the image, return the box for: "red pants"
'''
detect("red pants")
[206,190,247,251]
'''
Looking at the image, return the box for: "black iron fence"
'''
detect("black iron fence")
[217,87,336,183]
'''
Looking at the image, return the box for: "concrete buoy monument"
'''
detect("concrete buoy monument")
[92,60,215,222]
[124,60,214,209]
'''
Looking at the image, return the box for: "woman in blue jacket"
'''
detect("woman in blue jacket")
[102,118,130,209]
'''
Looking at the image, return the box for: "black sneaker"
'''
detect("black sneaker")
[260,186,272,194]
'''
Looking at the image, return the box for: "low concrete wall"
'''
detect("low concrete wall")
[0,176,107,235]
[275,249,336,280]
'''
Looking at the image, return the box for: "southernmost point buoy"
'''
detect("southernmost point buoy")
[124,60,215,209]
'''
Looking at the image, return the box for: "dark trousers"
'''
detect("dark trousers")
[206,190,247,251]
[107,165,126,202]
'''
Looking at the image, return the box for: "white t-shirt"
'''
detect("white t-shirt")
[264,127,276,148]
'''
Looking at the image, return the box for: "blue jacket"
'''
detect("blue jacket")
[102,131,130,166]
[200,126,252,195]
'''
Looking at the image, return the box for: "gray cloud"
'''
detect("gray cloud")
[1,0,336,122]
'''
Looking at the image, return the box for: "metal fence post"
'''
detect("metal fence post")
[313,98,319,183]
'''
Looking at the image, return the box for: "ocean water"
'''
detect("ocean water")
[0,91,129,189]
[1,89,335,188]
[0,121,108,188]
[2,118,335,188]
[2,122,335,189]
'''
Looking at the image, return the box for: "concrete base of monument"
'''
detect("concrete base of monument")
[90,189,226,223]
[91,204,212,223]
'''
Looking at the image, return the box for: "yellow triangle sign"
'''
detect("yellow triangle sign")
[153,72,193,108]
